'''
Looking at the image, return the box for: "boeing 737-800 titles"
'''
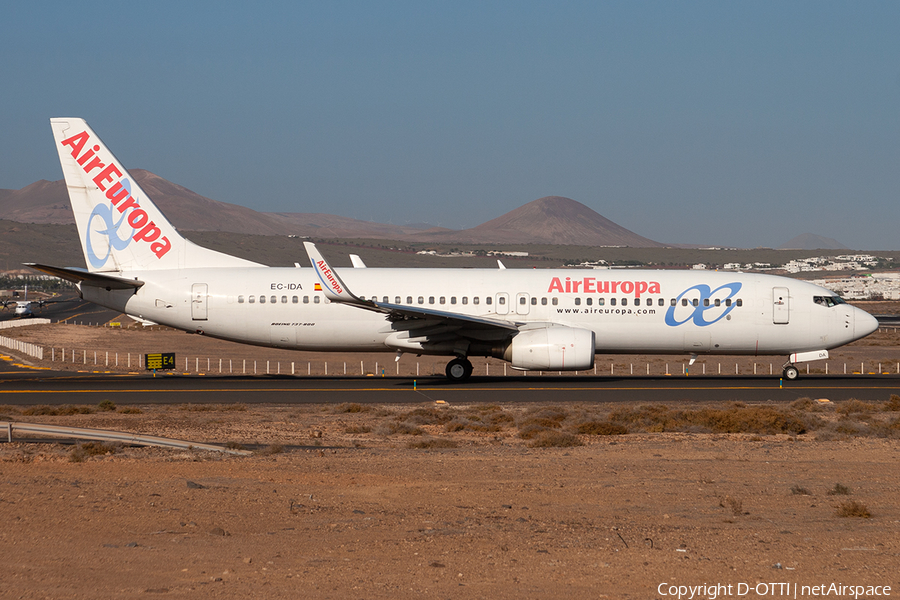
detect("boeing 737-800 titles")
[29,118,879,381]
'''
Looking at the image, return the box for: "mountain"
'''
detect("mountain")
[413,196,663,247]
[1,173,663,247]
[778,233,849,250]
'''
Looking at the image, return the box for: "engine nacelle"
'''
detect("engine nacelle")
[507,326,595,371]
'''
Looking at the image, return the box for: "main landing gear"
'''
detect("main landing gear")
[445,357,473,382]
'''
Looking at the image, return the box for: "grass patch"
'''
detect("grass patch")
[526,430,583,448]
[835,500,871,518]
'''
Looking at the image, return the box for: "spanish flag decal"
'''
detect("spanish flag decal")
[314,283,322,291]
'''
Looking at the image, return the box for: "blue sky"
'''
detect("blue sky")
[2,1,898,249]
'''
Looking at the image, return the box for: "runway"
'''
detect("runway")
[0,366,898,405]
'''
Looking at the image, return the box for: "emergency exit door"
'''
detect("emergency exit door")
[191,283,208,320]
[773,287,789,324]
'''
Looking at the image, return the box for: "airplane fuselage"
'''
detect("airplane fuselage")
[83,266,871,357]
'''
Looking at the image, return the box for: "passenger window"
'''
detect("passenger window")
[439,297,446,305]
[498,297,505,305]
[429,296,435,304]
[292,296,298,303]
[249,295,256,303]
[725,299,732,307]
[281,296,288,303]
[314,296,320,304]
[270,296,277,304]
[736,299,743,307]
[622,298,627,306]
[473,297,479,305]
[714,299,720,307]
[671,298,677,306]
[646,298,652,306]
[692,299,699,307]
[259,295,266,304]
[541,297,548,305]
[451,297,457,305]
[418,296,424,304]
[407,296,413,304]
[238,295,244,304]
[552,298,558,306]
[531,297,537,305]
[303,296,309,304]
[703,299,710,307]
[611,298,617,306]
[658,298,664,307]
[395,296,401,303]
[586,298,592,306]
[486,297,492,305]
[574,298,581,306]
[598,298,605,306]
[520,297,527,305]
[462,297,468,305]
[681,299,688,307]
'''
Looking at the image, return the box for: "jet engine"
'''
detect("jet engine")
[498,326,595,371]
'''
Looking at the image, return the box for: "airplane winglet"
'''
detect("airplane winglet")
[303,242,370,305]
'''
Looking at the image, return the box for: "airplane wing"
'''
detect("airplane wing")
[25,264,144,289]
[303,242,519,332]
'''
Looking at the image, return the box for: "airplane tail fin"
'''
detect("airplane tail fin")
[50,118,262,272]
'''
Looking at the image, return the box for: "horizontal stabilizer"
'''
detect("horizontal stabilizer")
[25,263,144,289]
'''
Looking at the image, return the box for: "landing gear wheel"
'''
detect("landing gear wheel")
[783,366,799,380]
[445,358,473,382]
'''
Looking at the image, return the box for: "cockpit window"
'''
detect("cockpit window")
[813,295,845,308]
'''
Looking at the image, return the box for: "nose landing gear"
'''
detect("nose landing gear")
[445,357,473,382]
[782,364,799,380]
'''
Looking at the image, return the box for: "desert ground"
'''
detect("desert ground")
[1,310,899,598]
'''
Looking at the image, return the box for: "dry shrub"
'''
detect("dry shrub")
[257,444,285,456]
[517,424,550,440]
[118,407,142,414]
[720,495,744,516]
[344,425,372,434]
[526,430,583,448]
[607,404,812,435]
[23,405,93,416]
[836,399,878,415]
[518,407,570,430]
[885,394,900,412]
[575,421,628,436]
[70,441,117,462]
[376,422,424,436]
[178,404,245,412]
[835,500,871,518]
[827,483,852,496]
[225,441,246,450]
[401,407,453,426]
[790,485,812,496]
[334,403,369,413]
[407,437,459,449]
[97,400,117,412]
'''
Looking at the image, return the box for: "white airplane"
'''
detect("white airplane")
[1,286,51,317]
[29,117,878,381]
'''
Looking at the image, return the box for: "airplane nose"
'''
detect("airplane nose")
[855,308,879,339]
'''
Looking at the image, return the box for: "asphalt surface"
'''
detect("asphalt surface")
[0,295,122,325]
[0,365,898,405]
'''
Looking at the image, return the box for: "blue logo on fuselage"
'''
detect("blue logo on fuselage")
[664,282,742,327]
